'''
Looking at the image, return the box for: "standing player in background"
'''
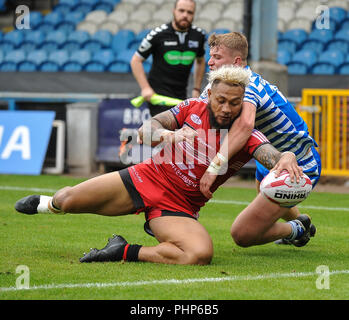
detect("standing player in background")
[199,33,321,242]
[130,0,206,117]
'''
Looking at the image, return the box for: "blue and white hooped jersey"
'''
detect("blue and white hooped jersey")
[200,66,321,185]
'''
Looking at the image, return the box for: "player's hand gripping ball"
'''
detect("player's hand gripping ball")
[260,170,312,207]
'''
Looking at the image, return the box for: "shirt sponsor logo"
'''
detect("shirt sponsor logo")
[190,114,202,125]
[163,50,196,65]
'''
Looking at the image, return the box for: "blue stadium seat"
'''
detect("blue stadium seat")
[62,49,91,71]
[0,50,3,65]
[0,50,26,71]
[40,30,67,53]
[116,49,136,64]
[72,0,98,15]
[335,28,349,41]
[277,49,292,65]
[20,30,45,52]
[18,50,47,71]
[307,29,334,44]
[286,62,308,75]
[1,30,24,49]
[61,30,90,52]
[329,7,347,24]
[291,49,317,68]
[300,39,324,55]
[310,62,336,75]
[337,62,349,75]
[93,0,115,13]
[318,49,345,68]
[107,61,130,73]
[38,11,64,33]
[28,11,44,30]
[82,30,113,52]
[143,61,151,73]
[325,39,349,54]
[339,18,349,30]
[56,11,85,34]
[40,50,70,71]
[85,49,115,71]
[0,0,6,12]
[111,29,135,54]
[278,39,298,54]
[282,29,308,47]
[54,0,79,14]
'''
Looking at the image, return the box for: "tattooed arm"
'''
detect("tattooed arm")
[138,110,197,147]
[253,143,303,182]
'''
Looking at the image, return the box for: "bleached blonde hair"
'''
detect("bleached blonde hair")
[208,65,250,89]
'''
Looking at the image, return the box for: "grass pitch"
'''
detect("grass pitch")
[0,174,349,300]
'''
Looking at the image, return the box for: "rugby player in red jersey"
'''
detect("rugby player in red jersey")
[14,66,308,265]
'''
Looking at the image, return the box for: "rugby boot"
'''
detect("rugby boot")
[15,195,61,214]
[80,234,128,263]
[15,195,41,214]
[275,222,316,245]
[290,214,314,247]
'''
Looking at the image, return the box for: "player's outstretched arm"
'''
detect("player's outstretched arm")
[253,144,302,183]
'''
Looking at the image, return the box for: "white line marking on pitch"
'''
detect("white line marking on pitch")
[1,269,349,292]
[1,185,348,212]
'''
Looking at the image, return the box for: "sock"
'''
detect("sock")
[37,196,62,214]
[285,220,304,241]
[122,244,142,262]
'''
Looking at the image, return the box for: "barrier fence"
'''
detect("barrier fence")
[297,89,349,177]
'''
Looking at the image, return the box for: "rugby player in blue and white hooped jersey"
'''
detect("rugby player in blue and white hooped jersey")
[199,32,321,241]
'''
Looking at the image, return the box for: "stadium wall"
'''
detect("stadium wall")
[1,72,349,97]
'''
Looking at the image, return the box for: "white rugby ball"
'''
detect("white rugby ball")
[260,170,312,207]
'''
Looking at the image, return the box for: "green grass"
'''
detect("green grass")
[1,174,349,300]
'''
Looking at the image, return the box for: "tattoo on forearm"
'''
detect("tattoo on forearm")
[254,144,281,169]
[153,111,178,131]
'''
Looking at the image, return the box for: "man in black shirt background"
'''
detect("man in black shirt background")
[130,0,206,116]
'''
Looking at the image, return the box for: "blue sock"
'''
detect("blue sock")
[285,221,304,241]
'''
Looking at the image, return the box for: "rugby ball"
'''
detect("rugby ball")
[260,170,312,207]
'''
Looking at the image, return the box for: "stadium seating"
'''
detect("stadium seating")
[18,50,47,71]
[40,31,67,53]
[0,0,347,74]
[337,62,349,75]
[19,30,45,52]
[277,49,292,65]
[318,50,345,69]
[310,62,336,75]
[0,50,26,71]
[40,50,70,71]
[286,62,308,75]
[290,49,318,69]
[61,30,90,53]
[62,49,91,71]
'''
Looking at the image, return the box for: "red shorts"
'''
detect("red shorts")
[119,162,198,236]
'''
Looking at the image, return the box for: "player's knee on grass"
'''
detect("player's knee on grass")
[185,246,213,265]
[230,225,255,248]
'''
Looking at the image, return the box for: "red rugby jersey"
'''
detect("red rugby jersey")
[149,98,269,213]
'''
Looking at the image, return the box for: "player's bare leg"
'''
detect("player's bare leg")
[139,216,214,265]
[15,172,136,216]
[230,193,313,247]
